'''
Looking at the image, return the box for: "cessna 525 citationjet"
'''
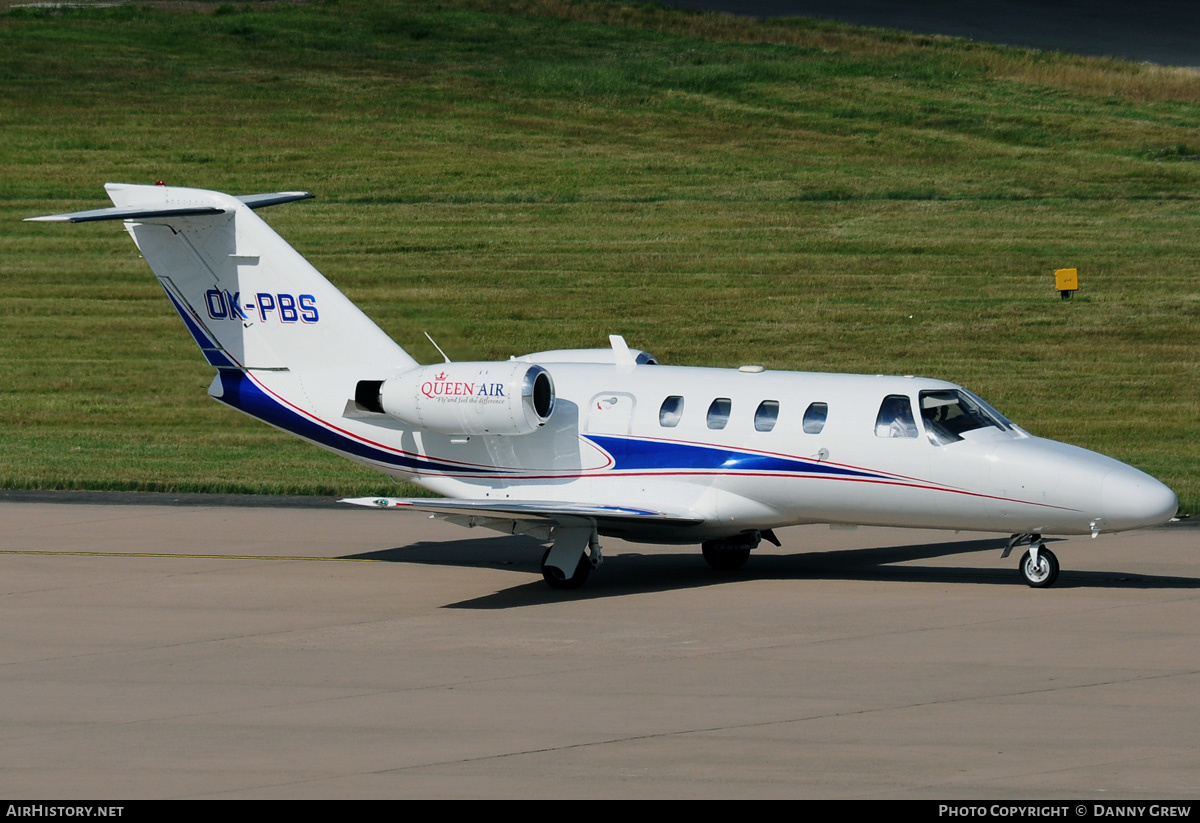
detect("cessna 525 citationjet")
[29,184,1179,589]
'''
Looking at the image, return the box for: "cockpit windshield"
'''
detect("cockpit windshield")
[919,389,1012,445]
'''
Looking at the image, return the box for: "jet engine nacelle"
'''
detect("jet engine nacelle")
[370,362,555,435]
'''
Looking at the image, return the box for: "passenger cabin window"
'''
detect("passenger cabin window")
[875,395,917,438]
[659,396,684,428]
[919,389,1010,446]
[754,400,779,432]
[707,398,732,430]
[802,402,827,434]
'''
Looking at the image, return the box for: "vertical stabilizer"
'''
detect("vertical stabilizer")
[99,183,417,375]
[29,184,421,463]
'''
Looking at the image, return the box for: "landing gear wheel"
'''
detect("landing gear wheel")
[1019,546,1060,588]
[541,548,591,590]
[702,541,751,571]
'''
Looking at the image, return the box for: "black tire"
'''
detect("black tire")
[702,541,751,571]
[541,548,591,589]
[1019,547,1060,588]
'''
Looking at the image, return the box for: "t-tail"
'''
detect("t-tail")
[28,183,419,467]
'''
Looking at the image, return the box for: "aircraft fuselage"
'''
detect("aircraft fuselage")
[316,363,1177,542]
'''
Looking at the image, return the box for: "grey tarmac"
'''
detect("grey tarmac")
[0,496,1196,799]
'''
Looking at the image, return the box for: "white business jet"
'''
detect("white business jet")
[29,185,1179,589]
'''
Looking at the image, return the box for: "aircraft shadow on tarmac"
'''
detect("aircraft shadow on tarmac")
[342,534,1200,608]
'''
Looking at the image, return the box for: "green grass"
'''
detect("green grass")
[1,0,1197,511]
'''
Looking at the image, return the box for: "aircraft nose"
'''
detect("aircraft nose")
[1101,467,1178,531]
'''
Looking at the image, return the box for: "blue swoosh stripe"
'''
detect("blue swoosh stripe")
[202,348,238,368]
[207,371,886,482]
[586,435,884,479]
[161,285,219,351]
[213,370,496,475]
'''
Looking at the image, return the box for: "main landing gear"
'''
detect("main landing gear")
[541,547,592,589]
[701,529,780,571]
[1005,533,1060,588]
[540,525,600,590]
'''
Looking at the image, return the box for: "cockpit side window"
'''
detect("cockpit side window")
[659,396,684,428]
[875,395,917,439]
[919,389,1009,445]
[802,402,827,434]
[707,398,732,430]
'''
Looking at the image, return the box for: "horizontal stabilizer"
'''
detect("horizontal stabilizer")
[26,190,313,223]
[235,191,314,210]
[25,205,226,223]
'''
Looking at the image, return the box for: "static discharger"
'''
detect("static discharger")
[1055,267,1079,300]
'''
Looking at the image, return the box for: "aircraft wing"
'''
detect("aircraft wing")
[340,496,705,536]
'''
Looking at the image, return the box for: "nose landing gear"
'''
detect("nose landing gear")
[1019,545,1060,588]
[1005,533,1060,588]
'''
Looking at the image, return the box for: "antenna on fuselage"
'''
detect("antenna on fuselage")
[424,331,451,363]
[609,334,637,368]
